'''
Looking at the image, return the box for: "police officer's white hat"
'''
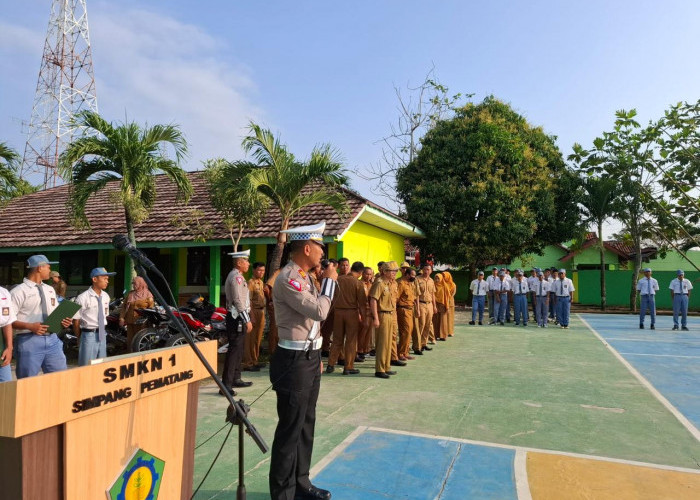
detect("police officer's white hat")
[281,222,326,245]
[228,249,251,259]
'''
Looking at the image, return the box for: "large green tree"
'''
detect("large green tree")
[237,122,349,273]
[396,96,580,270]
[58,111,193,276]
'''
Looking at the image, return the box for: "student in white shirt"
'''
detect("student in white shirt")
[73,267,117,366]
[636,268,659,329]
[469,271,489,325]
[669,270,693,331]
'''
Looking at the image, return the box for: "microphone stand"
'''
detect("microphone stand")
[133,263,268,500]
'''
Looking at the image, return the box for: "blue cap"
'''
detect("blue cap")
[559,269,566,274]
[537,271,544,276]
[677,269,684,275]
[26,254,58,268]
[643,268,651,273]
[478,270,484,275]
[498,271,505,276]
[90,267,117,278]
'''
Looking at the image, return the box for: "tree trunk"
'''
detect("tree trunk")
[126,213,137,279]
[598,221,606,311]
[269,218,290,274]
[630,234,642,311]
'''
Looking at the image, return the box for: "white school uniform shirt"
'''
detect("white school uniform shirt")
[10,278,60,333]
[512,279,530,295]
[669,278,693,295]
[470,279,489,296]
[73,288,110,330]
[636,277,659,296]
[494,278,511,293]
[486,275,499,291]
[554,277,575,297]
[0,286,17,328]
[534,279,551,296]
[527,276,538,290]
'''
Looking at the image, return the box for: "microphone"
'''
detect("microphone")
[112,234,160,274]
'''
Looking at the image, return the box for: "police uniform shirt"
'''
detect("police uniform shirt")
[249,277,266,309]
[470,279,489,296]
[72,288,110,330]
[225,268,251,323]
[10,278,60,333]
[636,277,659,296]
[513,279,530,295]
[273,262,336,344]
[535,279,551,296]
[0,287,17,352]
[669,278,693,295]
[495,278,511,293]
[555,278,575,297]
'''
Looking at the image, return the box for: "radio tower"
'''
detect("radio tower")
[21,0,98,189]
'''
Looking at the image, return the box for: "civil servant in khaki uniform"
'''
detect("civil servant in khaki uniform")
[221,250,253,395]
[327,261,365,375]
[396,262,419,361]
[269,222,337,500]
[415,263,437,353]
[369,261,399,379]
[244,262,267,371]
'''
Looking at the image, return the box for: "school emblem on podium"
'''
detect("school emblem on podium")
[108,448,165,500]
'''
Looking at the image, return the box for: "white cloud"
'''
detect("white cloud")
[89,4,262,168]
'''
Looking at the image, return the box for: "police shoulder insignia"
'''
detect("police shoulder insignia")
[289,279,302,291]
[108,448,165,500]
[298,269,306,279]
[236,276,243,285]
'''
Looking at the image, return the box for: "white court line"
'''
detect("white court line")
[310,425,367,477]
[605,337,700,343]
[578,314,700,443]
[514,449,533,500]
[618,352,700,359]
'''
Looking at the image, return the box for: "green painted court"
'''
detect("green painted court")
[191,312,700,499]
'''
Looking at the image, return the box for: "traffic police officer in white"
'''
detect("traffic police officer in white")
[554,269,575,329]
[669,270,693,331]
[469,271,488,325]
[534,271,550,328]
[72,267,117,366]
[269,222,337,500]
[512,270,530,326]
[0,285,16,382]
[636,268,659,330]
[222,249,253,394]
[10,255,72,378]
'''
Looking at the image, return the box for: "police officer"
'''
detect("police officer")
[554,269,575,329]
[637,268,659,330]
[72,267,117,366]
[222,250,253,396]
[534,271,550,328]
[269,222,337,500]
[669,270,693,331]
[469,271,488,325]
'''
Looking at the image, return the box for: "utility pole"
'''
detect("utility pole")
[21,0,98,189]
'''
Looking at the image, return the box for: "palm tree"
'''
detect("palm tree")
[579,175,620,310]
[58,111,192,276]
[0,142,37,202]
[238,122,348,273]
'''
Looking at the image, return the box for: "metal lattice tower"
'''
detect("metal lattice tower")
[21,0,98,189]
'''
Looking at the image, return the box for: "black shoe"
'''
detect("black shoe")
[294,485,332,500]
[468,321,475,325]
[523,323,527,327]
[321,350,330,357]
[369,349,376,356]
[325,365,335,374]
[375,371,390,379]
[506,319,512,323]
[478,321,483,325]
[499,322,505,326]
[355,355,365,363]
[515,323,520,326]
[218,388,237,397]
[385,370,397,375]
[232,379,252,388]
[682,326,690,331]
[390,359,407,366]
[650,324,655,330]
[343,368,360,375]
[337,359,345,366]
[422,346,432,351]
[672,326,679,331]
[639,324,644,329]
[437,338,446,341]
[413,349,424,355]
[243,365,261,372]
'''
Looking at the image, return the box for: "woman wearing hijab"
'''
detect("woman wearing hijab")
[433,274,449,341]
[119,276,155,351]
[443,271,457,337]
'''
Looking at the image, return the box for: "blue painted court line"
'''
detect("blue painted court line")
[313,429,517,499]
[580,314,700,430]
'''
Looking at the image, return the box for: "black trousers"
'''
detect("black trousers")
[269,347,322,500]
[222,313,246,388]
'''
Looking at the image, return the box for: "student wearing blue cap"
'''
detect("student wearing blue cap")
[10,255,72,378]
[669,270,693,331]
[72,267,117,366]
[636,268,659,329]
[553,269,575,329]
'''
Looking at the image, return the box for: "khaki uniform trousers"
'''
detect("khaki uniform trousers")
[434,304,448,340]
[243,308,265,368]
[329,309,359,369]
[397,306,414,358]
[266,303,278,355]
[358,307,371,354]
[418,302,434,348]
[375,311,393,373]
[390,312,399,361]
[412,314,421,351]
[320,309,335,353]
[448,305,455,336]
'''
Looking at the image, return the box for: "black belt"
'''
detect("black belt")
[676,294,689,296]
[419,301,431,304]
[398,305,413,309]
[81,328,97,332]
[514,294,527,296]
[379,310,393,314]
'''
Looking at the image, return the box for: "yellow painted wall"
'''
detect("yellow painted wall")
[340,221,405,271]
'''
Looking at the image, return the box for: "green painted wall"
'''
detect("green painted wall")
[209,245,221,307]
[577,270,700,310]
[647,250,700,271]
[508,245,571,272]
[339,220,405,269]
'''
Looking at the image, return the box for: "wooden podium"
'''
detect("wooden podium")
[0,341,217,500]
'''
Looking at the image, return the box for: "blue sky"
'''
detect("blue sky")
[1,0,699,216]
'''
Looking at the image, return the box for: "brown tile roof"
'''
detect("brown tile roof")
[0,171,404,248]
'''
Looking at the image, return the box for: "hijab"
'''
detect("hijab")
[434,274,448,305]
[127,276,153,304]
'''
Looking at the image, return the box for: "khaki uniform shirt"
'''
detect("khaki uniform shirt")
[273,261,337,343]
[335,274,365,310]
[225,269,250,323]
[369,277,396,312]
[248,277,266,309]
[415,276,435,304]
[396,278,417,308]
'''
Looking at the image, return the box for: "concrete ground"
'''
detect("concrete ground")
[191,311,700,499]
